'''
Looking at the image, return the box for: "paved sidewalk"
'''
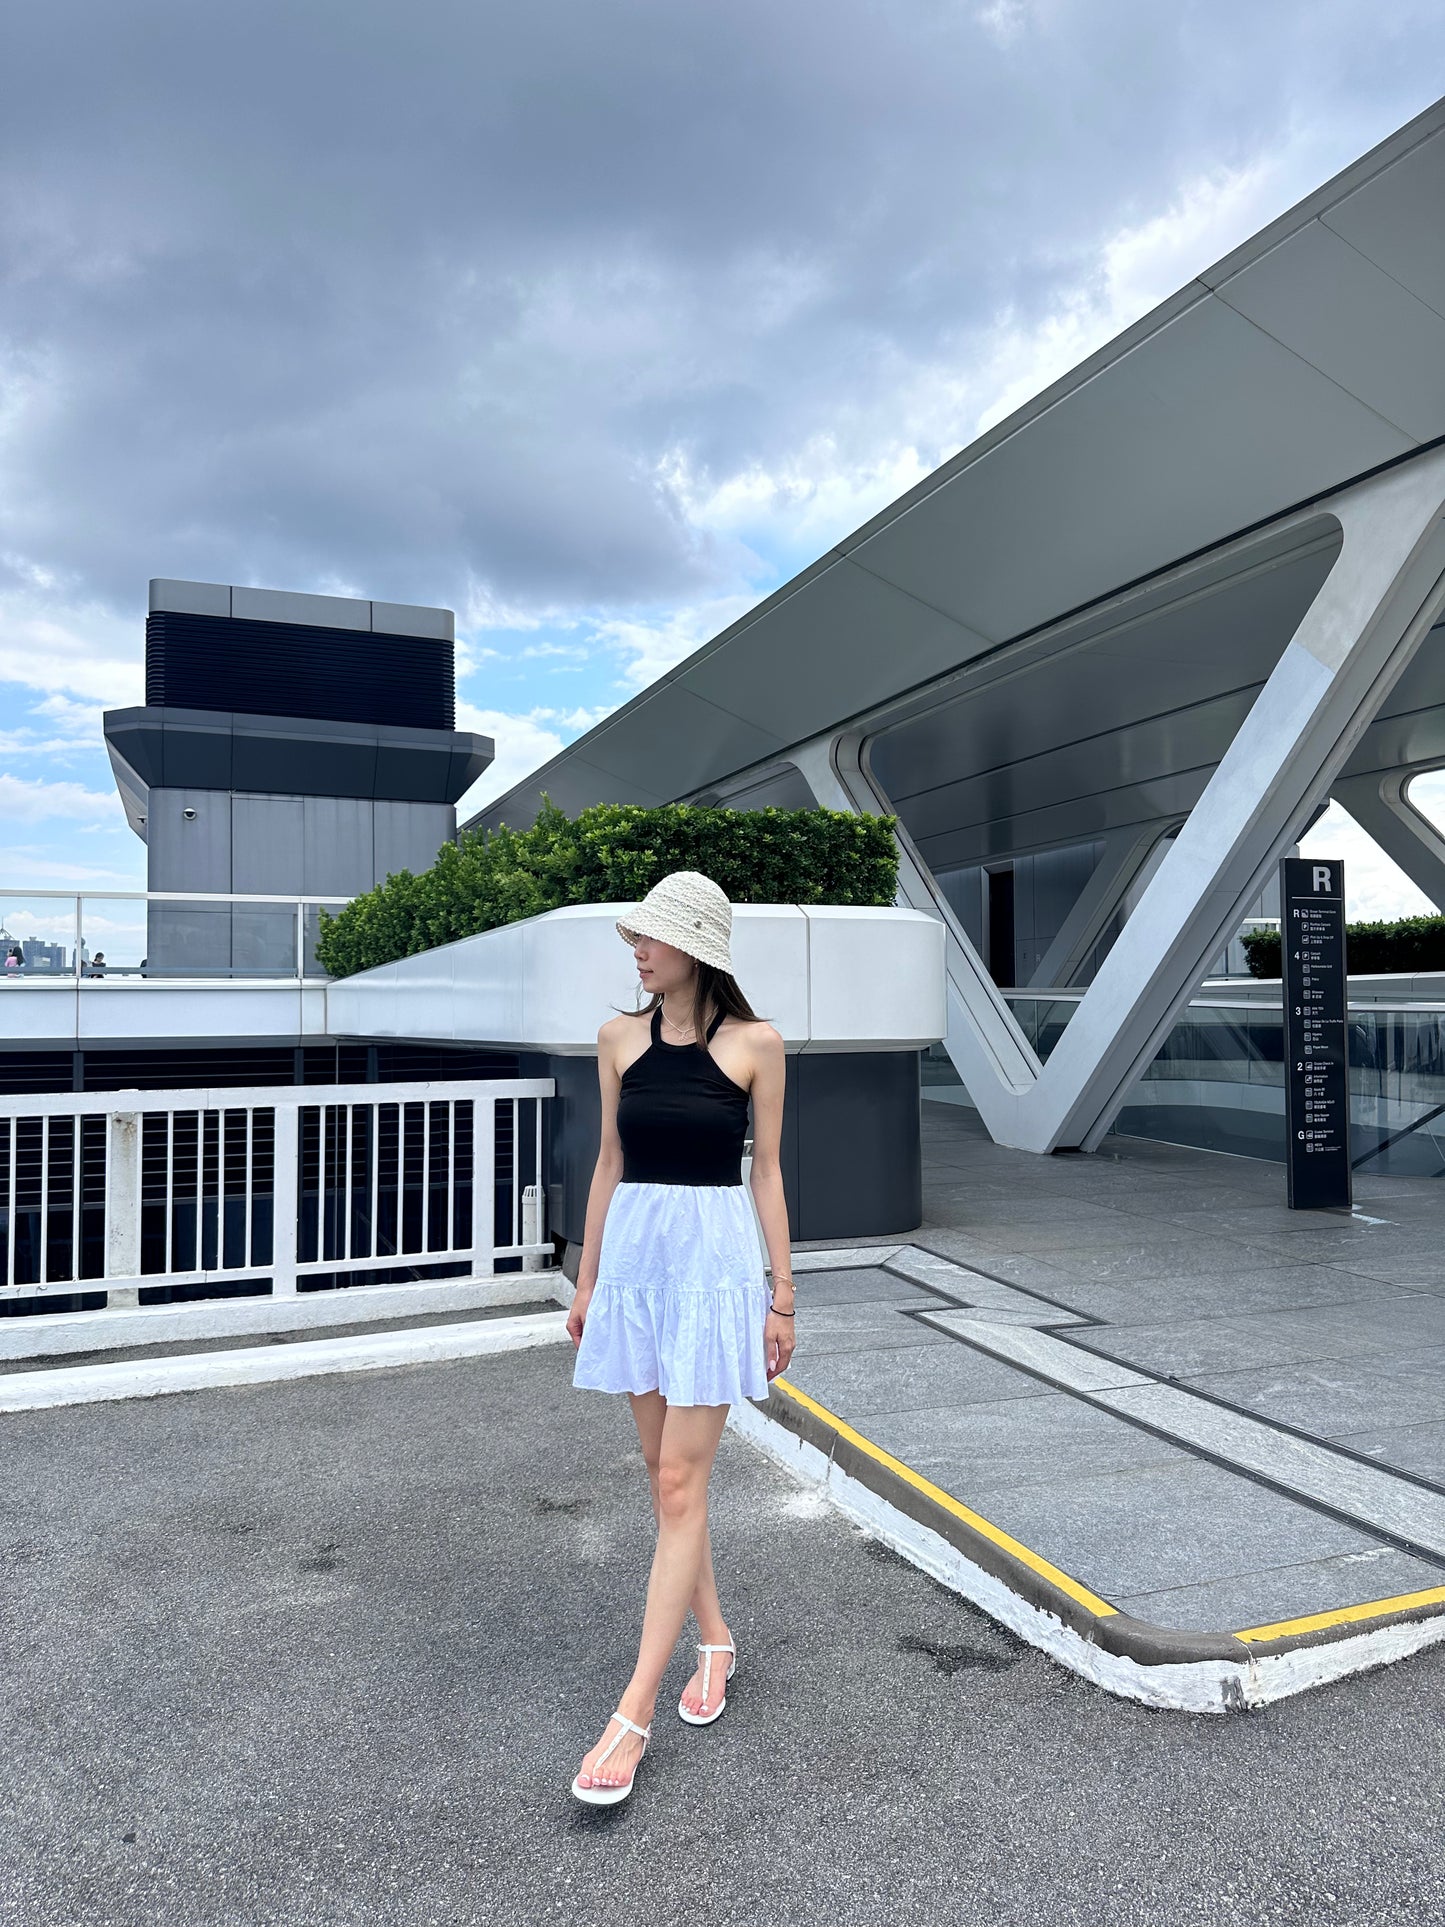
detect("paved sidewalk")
[770,1105,1445,1687]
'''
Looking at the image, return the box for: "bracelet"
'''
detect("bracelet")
[769,1304,795,1317]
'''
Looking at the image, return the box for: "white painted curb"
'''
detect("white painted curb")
[0,1274,561,1362]
[0,1312,571,1413]
[727,1398,1445,1713]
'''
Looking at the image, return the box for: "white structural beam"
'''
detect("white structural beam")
[1027,826,1177,991]
[788,449,1445,1154]
[1333,770,1445,912]
[1047,451,1445,1151]
[788,736,1041,1096]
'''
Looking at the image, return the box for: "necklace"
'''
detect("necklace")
[660,1003,696,1038]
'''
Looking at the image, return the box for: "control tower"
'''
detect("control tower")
[103,579,493,973]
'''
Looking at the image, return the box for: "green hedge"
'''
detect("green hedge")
[316,798,900,978]
[1242,914,1445,979]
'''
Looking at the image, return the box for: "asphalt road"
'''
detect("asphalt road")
[2,1340,1442,1927]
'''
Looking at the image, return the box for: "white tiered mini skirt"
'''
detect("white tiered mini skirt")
[572,1181,770,1406]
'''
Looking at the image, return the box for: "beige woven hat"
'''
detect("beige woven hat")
[616,871,733,971]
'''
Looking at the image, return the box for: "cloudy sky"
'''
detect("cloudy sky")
[3,0,1444,920]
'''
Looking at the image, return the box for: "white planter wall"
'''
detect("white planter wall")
[324,902,946,1054]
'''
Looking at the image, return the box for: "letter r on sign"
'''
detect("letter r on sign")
[1312,865,1333,893]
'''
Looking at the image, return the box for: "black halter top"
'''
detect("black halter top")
[617,1005,750,1187]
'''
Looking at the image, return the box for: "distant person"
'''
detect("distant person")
[567,872,793,1805]
[86,951,106,978]
[4,945,21,973]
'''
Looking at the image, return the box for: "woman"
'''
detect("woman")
[567,870,796,1806]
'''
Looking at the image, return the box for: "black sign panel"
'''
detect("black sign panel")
[1281,857,1351,1210]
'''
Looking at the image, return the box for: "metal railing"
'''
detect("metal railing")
[0,889,352,983]
[0,1078,553,1307]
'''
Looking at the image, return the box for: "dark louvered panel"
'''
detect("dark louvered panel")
[145,611,455,729]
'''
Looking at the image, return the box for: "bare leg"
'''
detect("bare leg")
[575,1399,731,1791]
[625,1390,733,1719]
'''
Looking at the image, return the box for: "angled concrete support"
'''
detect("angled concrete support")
[789,448,1445,1154]
[786,735,1041,1098]
[1045,452,1445,1150]
[1027,825,1177,990]
[1333,770,1445,912]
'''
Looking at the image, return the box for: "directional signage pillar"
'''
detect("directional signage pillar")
[1280,857,1351,1210]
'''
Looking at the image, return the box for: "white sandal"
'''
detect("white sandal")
[571,1710,652,1806]
[678,1639,737,1726]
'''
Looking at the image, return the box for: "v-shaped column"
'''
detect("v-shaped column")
[796,449,1445,1154]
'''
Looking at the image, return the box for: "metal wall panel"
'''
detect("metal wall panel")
[230,585,371,630]
[149,578,231,617]
[682,558,991,747]
[302,796,375,897]
[1322,130,1445,321]
[147,788,232,891]
[232,796,306,894]
[1213,221,1445,441]
[373,800,455,882]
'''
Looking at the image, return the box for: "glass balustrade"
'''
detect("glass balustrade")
[924,988,1445,1177]
[0,896,82,978]
[0,893,349,982]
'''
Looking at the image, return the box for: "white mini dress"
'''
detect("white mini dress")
[572,1006,770,1407]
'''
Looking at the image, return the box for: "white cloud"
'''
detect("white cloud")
[531,702,615,732]
[591,593,761,690]
[972,159,1280,440]
[452,636,503,677]
[1299,803,1435,922]
[0,594,142,705]
[453,704,568,823]
[519,640,590,661]
[452,697,629,821]
[1404,771,1445,844]
[975,0,1032,44]
[0,843,144,889]
[0,771,123,824]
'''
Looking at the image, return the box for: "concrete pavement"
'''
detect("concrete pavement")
[4,1338,1445,1927]
[756,1105,1445,1706]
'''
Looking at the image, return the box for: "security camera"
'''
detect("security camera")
[182,807,197,820]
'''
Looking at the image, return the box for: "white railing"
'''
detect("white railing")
[0,1078,554,1307]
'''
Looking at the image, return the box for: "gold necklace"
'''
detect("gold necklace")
[660,1003,696,1038]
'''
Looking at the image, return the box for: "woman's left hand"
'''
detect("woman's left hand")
[764,1308,795,1381]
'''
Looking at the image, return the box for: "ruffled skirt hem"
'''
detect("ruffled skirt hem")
[572,1181,771,1407]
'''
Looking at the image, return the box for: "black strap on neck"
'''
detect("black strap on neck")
[651,1001,725,1043]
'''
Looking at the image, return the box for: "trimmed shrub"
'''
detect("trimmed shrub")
[316,798,899,978]
[1242,913,1445,979]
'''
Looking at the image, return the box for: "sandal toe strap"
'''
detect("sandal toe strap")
[595,1710,651,1765]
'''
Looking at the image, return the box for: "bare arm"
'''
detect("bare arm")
[746,1024,796,1378]
[566,1020,625,1345]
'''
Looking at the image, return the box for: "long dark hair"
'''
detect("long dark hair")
[632,959,764,1048]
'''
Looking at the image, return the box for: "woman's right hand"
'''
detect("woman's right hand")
[565,1283,594,1349]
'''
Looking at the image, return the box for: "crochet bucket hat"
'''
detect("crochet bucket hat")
[616,871,733,972]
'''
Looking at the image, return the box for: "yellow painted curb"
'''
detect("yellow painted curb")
[1235,1583,1445,1643]
[773,1375,1117,1619]
[775,1377,1445,1655]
